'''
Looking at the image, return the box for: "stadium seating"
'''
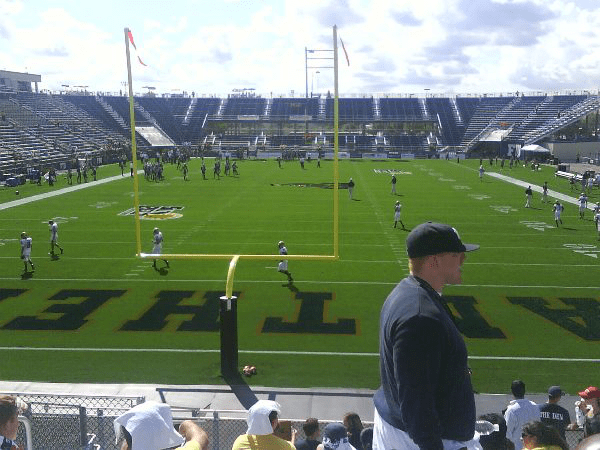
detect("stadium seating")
[1,92,599,170]
[324,98,375,121]
[221,97,267,118]
[379,98,424,121]
[271,98,320,119]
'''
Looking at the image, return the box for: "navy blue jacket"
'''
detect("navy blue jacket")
[374,275,475,449]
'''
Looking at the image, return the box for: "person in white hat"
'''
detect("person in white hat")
[114,401,208,450]
[232,400,296,450]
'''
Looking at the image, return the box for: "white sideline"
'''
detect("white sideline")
[0,171,142,211]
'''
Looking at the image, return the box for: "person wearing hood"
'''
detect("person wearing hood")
[232,399,296,450]
[114,401,208,450]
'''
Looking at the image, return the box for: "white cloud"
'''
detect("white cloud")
[3,0,600,95]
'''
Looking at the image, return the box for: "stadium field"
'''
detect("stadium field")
[0,157,598,394]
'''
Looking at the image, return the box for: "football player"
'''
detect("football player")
[152,228,169,269]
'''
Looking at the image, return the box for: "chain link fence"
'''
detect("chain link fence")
[11,392,144,450]
[7,392,587,450]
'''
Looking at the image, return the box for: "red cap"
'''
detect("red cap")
[578,386,600,399]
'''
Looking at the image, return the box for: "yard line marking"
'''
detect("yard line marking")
[354,167,405,264]
[0,276,596,289]
[0,346,596,362]
[3,257,598,268]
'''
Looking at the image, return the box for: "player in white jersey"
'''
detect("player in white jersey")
[48,220,64,256]
[20,232,35,273]
[393,201,405,229]
[595,211,600,240]
[578,193,588,219]
[277,240,293,282]
[478,165,485,182]
[553,201,563,227]
[152,228,169,269]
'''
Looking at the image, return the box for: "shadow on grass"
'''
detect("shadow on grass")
[284,281,299,293]
[222,372,259,410]
[20,271,34,280]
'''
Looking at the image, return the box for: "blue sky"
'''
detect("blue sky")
[1,0,600,97]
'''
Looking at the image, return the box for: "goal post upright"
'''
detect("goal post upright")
[126,25,342,377]
[124,27,142,257]
[333,24,340,259]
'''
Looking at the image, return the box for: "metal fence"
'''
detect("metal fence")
[11,392,144,450]
[8,392,587,450]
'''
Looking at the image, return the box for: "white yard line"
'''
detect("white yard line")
[0,346,596,362]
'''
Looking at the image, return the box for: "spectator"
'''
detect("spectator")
[114,401,208,450]
[505,380,541,450]
[295,418,320,450]
[319,422,356,450]
[578,386,600,438]
[343,413,363,450]
[520,421,568,450]
[359,427,373,450]
[374,222,479,450]
[539,386,571,440]
[478,413,514,450]
[0,395,27,450]
[232,399,296,450]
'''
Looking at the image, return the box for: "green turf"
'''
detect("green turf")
[0,157,598,394]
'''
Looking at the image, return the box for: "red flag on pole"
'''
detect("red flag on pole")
[127,29,147,66]
[340,37,350,66]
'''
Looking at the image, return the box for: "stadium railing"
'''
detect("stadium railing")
[8,390,587,450]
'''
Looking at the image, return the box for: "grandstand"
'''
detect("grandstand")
[1,68,600,178]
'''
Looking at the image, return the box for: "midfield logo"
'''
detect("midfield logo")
[118,205,184,220]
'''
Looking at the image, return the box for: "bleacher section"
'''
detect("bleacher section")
[379,98,424,121]
[271,98,319,119]
[182,98,221,144]
[135,97,189,143]
[1,92,598,173]
[510,95,588,143]
[461,97,514,148]
[221,97,266,118]
[325,98,374,121]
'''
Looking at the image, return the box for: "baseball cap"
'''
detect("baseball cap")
[406,222,479,258]
[322,423,353,450]
[548,386,564,397]
[578,386,600,399]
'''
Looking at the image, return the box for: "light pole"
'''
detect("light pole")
[311,70,320,97]
[305,47,333,98]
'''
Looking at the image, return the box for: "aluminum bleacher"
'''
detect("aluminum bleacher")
[324,98,375,121]
[270,98,319,119]
[379,98,424,121]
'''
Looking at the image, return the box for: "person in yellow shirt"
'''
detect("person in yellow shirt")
[232,400,296,450]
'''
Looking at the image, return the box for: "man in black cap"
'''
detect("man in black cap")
[539,385,571,440]
[373,222,479,450]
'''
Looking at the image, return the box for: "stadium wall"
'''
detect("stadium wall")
[547,141,600,163]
